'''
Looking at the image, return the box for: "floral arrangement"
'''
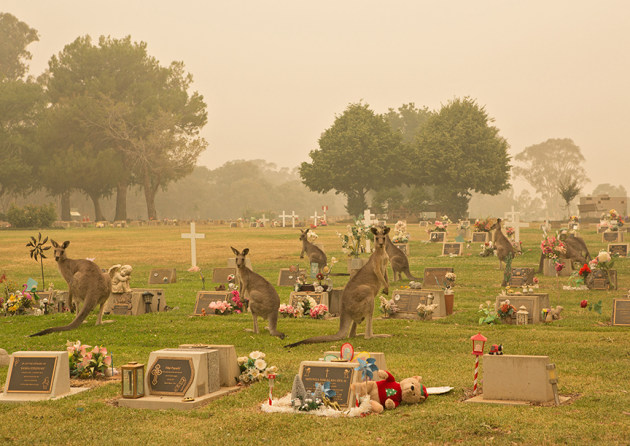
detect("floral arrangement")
[599,209,624,231]
[209,300,232,314]
[444,272,456,289]
[473,218,493,233]
[392,221,409,243]
[582,250,616,289]
[479,241,495,257]
[1,276,41,315]
[478,301,499,325]
[427,220,447,234]
[569,215,579,223]
[580,299,602,314]
[237,351,277,384]
[505,226,515,238]
[229,290,245,313]
[379,295,398,316]
[417,302,438,320]
[67,340,112,379]
[279,304,299,318]
[540,236,566,260]
[307,231,318,243]
[309,304,329,319]
[337,220,373,257]
[497,299,517,320]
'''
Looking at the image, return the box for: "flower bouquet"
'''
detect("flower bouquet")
[427,220,447,234]
[379,295,398,317]
[585,251,616,290]
[497,299,517,322]
[479,241,495,257]
[417,302,438,320]
[208,300,233,315]
[478,301,499,325]
[279,304,299,318]
[237,351,277,384]
[67,340,112,379]
[337,220,373,258]
[473,218,493,233]
[1,277,41,315]
[309,304,329,319]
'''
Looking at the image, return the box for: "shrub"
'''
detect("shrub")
[6,203,57,228]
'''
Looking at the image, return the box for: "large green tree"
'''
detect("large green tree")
[40,35,208,220]
[300,102,404,216]
[0,13,38,81]
[514,138,589,218]
[413,97,511,219]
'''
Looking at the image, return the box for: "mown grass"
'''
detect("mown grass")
[0,223,629,445]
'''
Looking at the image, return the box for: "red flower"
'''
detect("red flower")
[580,300,588,308]
[555,262,565,272]
[578,264,591,276]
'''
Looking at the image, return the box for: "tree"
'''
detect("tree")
[513,138,589,218]
[0,13,39,81]
[413,97,511,219]
[384,103,432,144]
[557,176,582,218]
[592,183,627,197]
[300,103,404,216]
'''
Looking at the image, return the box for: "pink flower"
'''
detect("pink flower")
[555,263,565,272]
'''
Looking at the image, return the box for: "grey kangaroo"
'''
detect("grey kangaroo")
[299,228,327,268]
[286,226,391,348]
[537,232,590,273]
[490,218,515,270]
[231,247,285,339]
[385,234,419,281]
[30,240,111,337]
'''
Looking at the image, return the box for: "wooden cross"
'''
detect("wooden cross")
[321,205,328,223]
[503,206,528,242]
[181,222,205,267]
[280,210,288,228]
[363,209,375,226]
[260,214,269,227]
[310,211,319,227]
[290,211,298,228]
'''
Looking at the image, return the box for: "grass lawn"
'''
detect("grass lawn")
[0,223,629,445]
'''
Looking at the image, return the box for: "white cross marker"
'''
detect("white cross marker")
[260,214,269,227]
[363,209,375,226]
[280,211,288,228]
[310,211,319,227]
[290,211,298,228]
[181,222,205,267]
[503,206,528,243]
[322,205,328,223]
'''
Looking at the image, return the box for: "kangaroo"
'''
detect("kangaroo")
[537,233,590,273]
[30,240,111,337]
[490,218,515,271]
[385,234,419,281]
[285,226,391,348]
[231,247,285,339]
[299,228,327,268]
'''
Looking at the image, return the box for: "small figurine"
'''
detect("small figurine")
[489,344,503,355]
[108,264,133,293]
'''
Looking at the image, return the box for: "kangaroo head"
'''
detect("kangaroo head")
[50,240,70,261]
[231,247,250,268]
[489,218,502,231]
[370,226,390,250]
[299,228,309,242]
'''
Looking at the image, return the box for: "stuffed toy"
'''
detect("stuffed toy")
[351,370,427,414]
[545,305,564,322]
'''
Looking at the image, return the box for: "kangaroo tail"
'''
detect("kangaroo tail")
[285,315,352,348]
[403,267,420,281]
[29,302,93,337]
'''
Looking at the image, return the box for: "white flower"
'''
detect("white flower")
[249,351,264,360]
[254,358,267,371]
[250,369,261,381]
[264,365,278,377]
[597,251,611,263]
[237,356,248,366]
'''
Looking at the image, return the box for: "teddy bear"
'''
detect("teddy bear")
[351,369,427,414]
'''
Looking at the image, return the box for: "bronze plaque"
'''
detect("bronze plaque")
[589,269,618,290]
[193,291,230,315]
[289,292,325,307]
[429,232,445,242]
[472,232,489,243]
[277,268,300,287]
[509,268,535,287]
[299,361,357,408]
[608,244,628,258]
[212,267,236,283]
[148,268,177,284]
[391,290,429,314]
[7,356,58,393]
[148,357,194,396]
[442,243,462,256]
[423,267,454,289]
[612,299,630,326]
[602,232,622,243]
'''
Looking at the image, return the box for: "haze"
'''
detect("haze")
[4,0,629,193]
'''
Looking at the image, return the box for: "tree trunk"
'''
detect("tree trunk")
[143,170,158,220]
[88,193,106,221]
[345,189,367,217]
[114,180,128,221]
[60,191,71,221]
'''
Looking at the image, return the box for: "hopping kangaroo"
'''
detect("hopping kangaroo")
[490,218,515,270]
[30,240,111,337]
[299,228,327,268]
[385,233,419,281]
[231,247,285,339]
[286,226,391,348]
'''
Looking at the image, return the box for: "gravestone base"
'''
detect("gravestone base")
[104,289,167,315]
[117,387,239,410]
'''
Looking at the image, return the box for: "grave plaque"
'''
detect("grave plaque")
[194,291,230,315]
[6,356,57,393]
[423,267,454,289]
[495,293,549,323]
[442,242,463,256]
[277,268,299,286]
[148,268,177,284]
[289,291,329,308]
[608,243,628,258]
[612,299,630,326]
[429,232,446,243]
[213,267,236,284]
[391,289,446,319]
[299,361,358,408]
[148,357,194,396]
[472,232,489,243]
[110,292,133,315]
[509,268,535,287]
[602,231,623,243]
[589,269,618,290]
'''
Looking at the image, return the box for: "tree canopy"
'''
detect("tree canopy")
[0,13,39,81]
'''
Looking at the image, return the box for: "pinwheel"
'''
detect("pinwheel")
[355,357,378,381]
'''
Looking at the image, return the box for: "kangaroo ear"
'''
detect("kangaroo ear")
[62,241,70,248]
[51,240,59,248]
[230,246,239,256]
[383,227,391,234]
[370,227,378,235]
[242,248,249,256]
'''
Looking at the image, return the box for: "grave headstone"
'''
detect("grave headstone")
[104,289,166,315]
[148,268,177,284]
[602,231,623,243]
[429,232,446,243]
[608,243,628,258]
[178,344,240,387]
[423,267,454,289]
[279,211,289,228]
[588,269,618,290]
[391,289,446,319]
[193,291,231,315]
[509,268,535,287]
[393,242,409,256]
[277,268,300,287]
[472,232,489,243]
[542,259,574,277]
[298,361,359,408]
[442,242,463,256]
[611,298,630,327]
[495,293,549,324]
[503,207,529,243]
[290,211,299,228]
[289,291,329,309]
[213,267,237,284]
[310,211,319,227]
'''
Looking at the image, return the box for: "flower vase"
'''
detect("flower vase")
[444,292,454,315]
[420,313,433,321]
